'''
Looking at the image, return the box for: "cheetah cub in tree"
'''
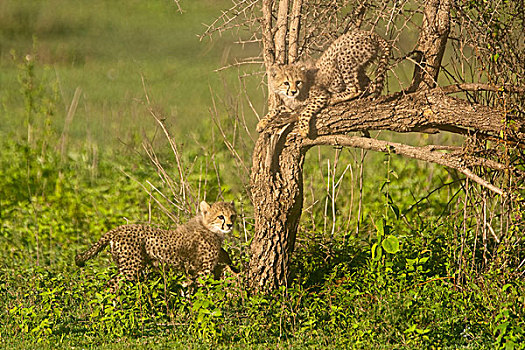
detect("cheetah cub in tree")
[75,201,237,291]
[256,30,390,138]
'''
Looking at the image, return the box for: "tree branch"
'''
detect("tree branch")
[441,83,525,94]
[262,0,279,110]
[275,0,290,64]
[302,135,505,196]
[409,0,452,91]
[261,0,276,67]
[288,0,303,63]
[313,89,525,140]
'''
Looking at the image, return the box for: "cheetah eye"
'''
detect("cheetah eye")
[218,215,225,220]
[283,81,290,86]
[296,81,302,86]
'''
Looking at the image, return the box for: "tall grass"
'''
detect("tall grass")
[0,1,523,349]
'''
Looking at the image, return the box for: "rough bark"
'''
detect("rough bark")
[248,126,305,291]
[275,0,290,64]
[315,89,524,139]
[288,0,303,63]
[408,0,451,91]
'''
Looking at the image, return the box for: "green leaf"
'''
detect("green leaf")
[502,283,513,292]
[416,328,430,335]
[382,235,400,254]
[371,243,383,261]
[405,324,417,333]
[210,309,222,317]
[390,204,400,220]
[419,256,430,264]
[376,219,385,238]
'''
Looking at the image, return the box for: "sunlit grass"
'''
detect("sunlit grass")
[0,0,261,148]
[1,1,523,348]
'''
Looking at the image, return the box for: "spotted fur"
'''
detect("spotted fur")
[256,64,322,133]
[257,30,390,138]
[75,201,237,291]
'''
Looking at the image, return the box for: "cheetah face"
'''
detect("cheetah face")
[270,64,309,99]
[200,201,237,235]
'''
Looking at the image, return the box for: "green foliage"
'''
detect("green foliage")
[1,1,524,349]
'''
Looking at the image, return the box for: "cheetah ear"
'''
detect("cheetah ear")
[199,201,211,215]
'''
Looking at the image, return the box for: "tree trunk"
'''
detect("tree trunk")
[248,126,305,291]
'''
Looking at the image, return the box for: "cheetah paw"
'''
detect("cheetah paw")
[256,120,267,133]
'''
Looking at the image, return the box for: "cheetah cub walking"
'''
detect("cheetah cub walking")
[75,201,237,291]
[257,30,390,138]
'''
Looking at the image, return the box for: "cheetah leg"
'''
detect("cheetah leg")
[107,255,143,293]
[106,274,123,294]
[256,109,278,133]
[197,260,214,282]
[330,55,363,105]
[105,249,124,293]
[213,248,238,279]
[256,105,292,132]
[297,87,329,138]
[189,255,219,289]
[330,81,361,104]
[331,69,373,106]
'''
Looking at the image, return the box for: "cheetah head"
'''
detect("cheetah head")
[200,201,237,235]
[269,64,311,99]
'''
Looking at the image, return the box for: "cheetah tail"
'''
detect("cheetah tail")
[75,229,114,267]
[371,34,391,96]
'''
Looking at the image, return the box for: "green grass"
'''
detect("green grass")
[1,0,524,349]
[0,0,261,147]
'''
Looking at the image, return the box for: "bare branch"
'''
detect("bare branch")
[214,58,265,72]
[441,83,525,94]
[141,75,195,212]
[409,0,452,91]
[288,0,303,63]
[210,107,251,179]
[200,0,260,39]
[120,169,180,224]
[172,0,184,14]
[59,86,82,160]
[275,0,290,64]
[313,89,525,140]
[261,0,276,66]
[262,0,281,111]
[303,135,506,195]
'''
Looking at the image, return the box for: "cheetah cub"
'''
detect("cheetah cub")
[75,201,237,291]
[256,30,390,138]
